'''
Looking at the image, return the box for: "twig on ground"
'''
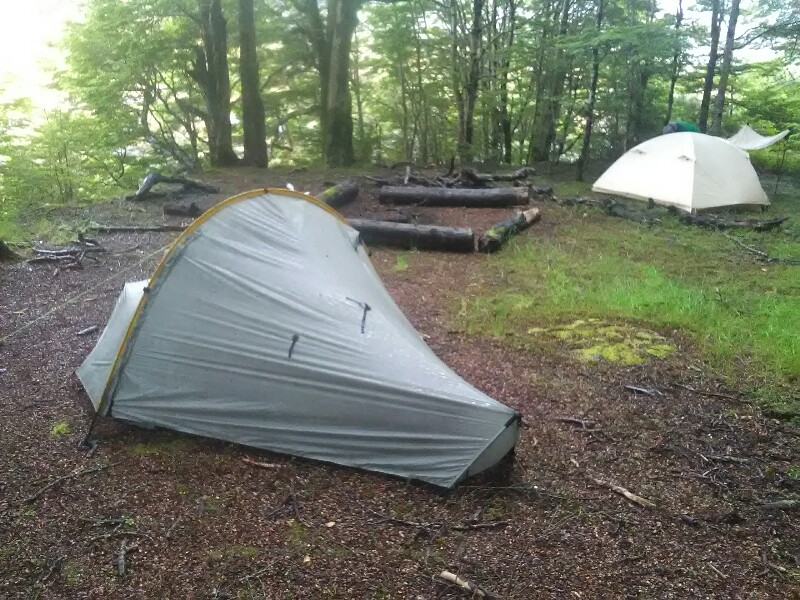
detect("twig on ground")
[359,503,508,532]
[589,476,656,509]
[555,417,597,429]
[24,463,113,504]
[624,385,663,397]
[265,481,307,525]
[672,383,744,402]
[115,542,138,577]
[77,325,99,336]
[165,516,182,539]
[707,562,727,579]
[438,570,498,598]
[242,457,281,469]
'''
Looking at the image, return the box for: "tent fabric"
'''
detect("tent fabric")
[592,132,769,212]
[727,125,790,151]
[77,189,520,488]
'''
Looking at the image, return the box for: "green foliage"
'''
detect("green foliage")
[460,206,800,408]
[50,421,71,436]
[393,253,409,272]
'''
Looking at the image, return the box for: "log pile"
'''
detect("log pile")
[366,166,539,190]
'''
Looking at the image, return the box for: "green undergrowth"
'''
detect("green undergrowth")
[460,202,800,410]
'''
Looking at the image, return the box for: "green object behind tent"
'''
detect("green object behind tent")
[675,120,699,133]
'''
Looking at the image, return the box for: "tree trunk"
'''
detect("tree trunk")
[462,0,485,162]
[238,0,268,167]
[299,0,358,167]
[379,186,530,207]
[576,0,604,182]
[698,0,721,134]
[664,0,683,125]
[196,0,238,167]
[323,0,358,166]
[710,0,740,136]
[478,207,541,252]
[348,219,475,252]
[499,0,516,164]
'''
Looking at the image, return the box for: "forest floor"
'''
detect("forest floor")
[0,165,798,598]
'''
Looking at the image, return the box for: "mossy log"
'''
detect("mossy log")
[318,179,359,209]
[478,207,541,253]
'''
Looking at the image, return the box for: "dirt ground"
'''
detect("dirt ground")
[0,168,798,599]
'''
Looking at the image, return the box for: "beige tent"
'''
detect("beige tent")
[592,132,769,212]
[727,125,789,151]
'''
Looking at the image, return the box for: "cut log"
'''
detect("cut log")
[164,201,203,218]
[379,186,529,207]
[348,219,474,252]
[679,214,786,232]
[479,207,541,253]
[129,171,219,201]
[0,240,21,260]
[318,179,359,209]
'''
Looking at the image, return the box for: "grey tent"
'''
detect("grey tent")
[78,189,520,488]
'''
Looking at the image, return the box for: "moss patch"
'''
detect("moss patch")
[528,318,676,365]
[50,421,71,436]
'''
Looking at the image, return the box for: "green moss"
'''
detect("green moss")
[528,318,676,365]
[393,253,409,272]
[208,545,260,562]
[50,421,71,436]
[62,561,84,587]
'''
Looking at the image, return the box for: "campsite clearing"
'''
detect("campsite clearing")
[0,166,798,598]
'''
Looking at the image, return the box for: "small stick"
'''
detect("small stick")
[707,562,727,579]
[116,542,138,577]
[24,464,112,504]
[438,570,495,598]
[242,457,281,469]
[589,476,656,509]
[165,516,182,539]
[77,325,99,336]
[556,417,596,429]
[672,383,742,402]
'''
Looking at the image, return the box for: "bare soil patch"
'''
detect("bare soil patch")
[1,168,797,598]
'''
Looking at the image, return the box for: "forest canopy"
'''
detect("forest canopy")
[1,0,799,221]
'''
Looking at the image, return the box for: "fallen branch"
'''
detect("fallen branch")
[115,542,138,577]
[242,457,281,469]
[77,326,99,337]
[758,499,798,511]
[624,385,662,397]
[672,383,743,402]
[129,171,218,201]
[90,224,188,233]
[164,201,203,218]
[478,207,541,253]
[360,504,507,532]
[556,417,597,430]
[24,463,113,504]
[438,570,496,598]
[589,476,656,509]
[725,233,800,266]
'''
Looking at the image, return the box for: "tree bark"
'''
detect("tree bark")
[194,0,238,167]
[710,0,740,136]
[698,0,721,134]
[348,219,475,252]
[462,0,485,162]
[576,0,604,182]
[238,0,268,167]
[379,186,530,207]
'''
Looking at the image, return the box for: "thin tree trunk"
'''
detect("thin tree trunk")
[710,0,740,136]
[198,0,238,166]
[499,0,516,163]
[576,0,604,182]
[324,0,358,166]
[664,0,683,125]
[698,0,721,133]
[462,0,485,162]
[238,0,267,167]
